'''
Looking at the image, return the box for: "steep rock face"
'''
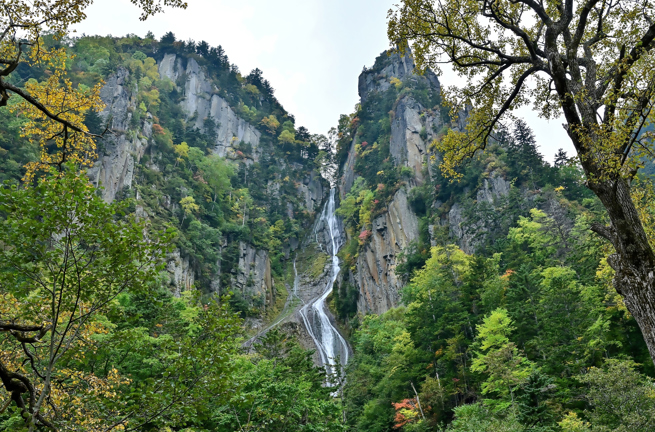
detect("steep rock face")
[297,171,325,214]
[90,60,276,299]
[390,96,443,183]
[343,50,442,314]
[82,45,327,314]
[167,249,195,296]
[355,188,419,314]
[358,51,440,104]
[233,242,275,309]
[446,173,512,253]
[338,138,357,198]
[88,67,150,203]
[158,54,261,161]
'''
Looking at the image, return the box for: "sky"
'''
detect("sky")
[74,0,574,162]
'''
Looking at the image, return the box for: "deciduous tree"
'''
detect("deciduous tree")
[0,168,169,430]
[0,0,188,179]
[388,0,655,364]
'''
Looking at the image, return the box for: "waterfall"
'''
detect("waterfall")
[298,189,349,377]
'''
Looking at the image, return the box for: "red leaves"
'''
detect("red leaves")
[392,398,420,429]
[359,230,372,240]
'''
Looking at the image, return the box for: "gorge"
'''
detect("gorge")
[2,29,655,432]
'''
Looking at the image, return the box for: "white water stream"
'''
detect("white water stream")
[298,189,349,376]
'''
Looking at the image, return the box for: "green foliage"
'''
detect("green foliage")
[310,252,330,279]
[212,330,344,431]
[471,309,533,407]
[447,403,524,431]
[576,359,655,431]
[0,168,242,430]
[344,195,650,430]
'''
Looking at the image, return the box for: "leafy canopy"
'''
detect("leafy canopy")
[388,0,655,181]
[0,0,187,179]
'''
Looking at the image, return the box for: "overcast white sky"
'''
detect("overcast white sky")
[74,0,574,162]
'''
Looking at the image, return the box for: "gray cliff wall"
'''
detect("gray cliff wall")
[158,54,261,161]
[344,50,443,315]
[355,188,419,314]
[338,138,357,199]
[445,173,512,254]
[88,67,150,203]
[232,242,275,309]
[89,54,324,300]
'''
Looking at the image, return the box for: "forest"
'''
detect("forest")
[4,0,655,431]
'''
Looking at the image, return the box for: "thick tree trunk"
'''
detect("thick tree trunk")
[591,178,655,362]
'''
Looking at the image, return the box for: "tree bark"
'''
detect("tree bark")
[590,178,655,361]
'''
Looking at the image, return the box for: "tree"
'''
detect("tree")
[0,168,170,430]
[173,141,189,166]
[196,40,210,57]
[388,0,655,364]
[197,154,234,209]
[278,129,296,144]
[554,149,569,168]
[0,1,187,179]
[260,115,280,134]
[180,196,199,224]
[576,359,655,431]
[471,308,533,407]
[447,403,524,432]
[213,330,343,432]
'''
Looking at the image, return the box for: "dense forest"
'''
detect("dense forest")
[3,2,655,431]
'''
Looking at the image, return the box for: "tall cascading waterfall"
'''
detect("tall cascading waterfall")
[298,189,350,377]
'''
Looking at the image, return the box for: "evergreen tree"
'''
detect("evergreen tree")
[554,148,569,167]
[507,119,546,186]
[160,31,176,44]
[196,40,210,57]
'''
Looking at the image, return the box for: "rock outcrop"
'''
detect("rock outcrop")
[358,51,440,104]
[355,188,419,314]
[297,171,325,213]
[446,173,512,254]
[167,249,195,296]
[232,242,275,309]
[338,138,357,198]
[88,67,150,203]
[342,50,443,315]
[89,55,314,303]
[158,54,261,161]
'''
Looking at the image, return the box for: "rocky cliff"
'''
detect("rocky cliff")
[355,188,419,314]
[158,54,262,161]
[339,51,444,315]
[88,67,149,203]
[88,46,326,307]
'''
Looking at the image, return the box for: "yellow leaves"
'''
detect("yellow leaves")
[390,76,403,89]
[180,196,199,215]
[558,412,592,432]
[10,61,105,180]
[278,129,296,144]
[174,141,190,164]
[261,115,280,133]
[245,83,260,96]
[1,1,188,181]
[52,366,132,429]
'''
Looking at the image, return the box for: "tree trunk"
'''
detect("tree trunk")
[591,178,655,362]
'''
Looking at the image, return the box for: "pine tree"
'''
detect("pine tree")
[507,119,545,187]
[554,148,569,167]
[160,31,176,45]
